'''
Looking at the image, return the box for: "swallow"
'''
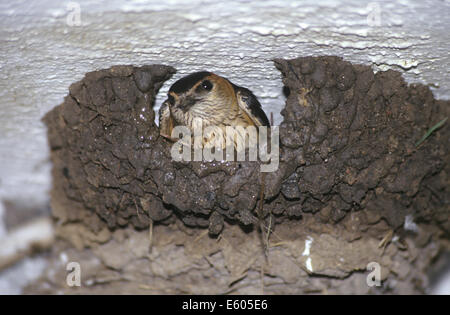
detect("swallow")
[159,71,270,149]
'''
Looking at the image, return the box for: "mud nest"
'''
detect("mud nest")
[43,57,449,239]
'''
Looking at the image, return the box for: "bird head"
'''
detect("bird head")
[163,71,234,118]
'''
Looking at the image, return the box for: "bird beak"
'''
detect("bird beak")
[178,96,197,111]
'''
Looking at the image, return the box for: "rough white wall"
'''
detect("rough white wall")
[0,0,449,216]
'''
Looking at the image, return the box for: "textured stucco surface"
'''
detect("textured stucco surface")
[0,0,449,293]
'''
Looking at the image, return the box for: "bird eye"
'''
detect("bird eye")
[201,80,213,91]
[167,94,175,105]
